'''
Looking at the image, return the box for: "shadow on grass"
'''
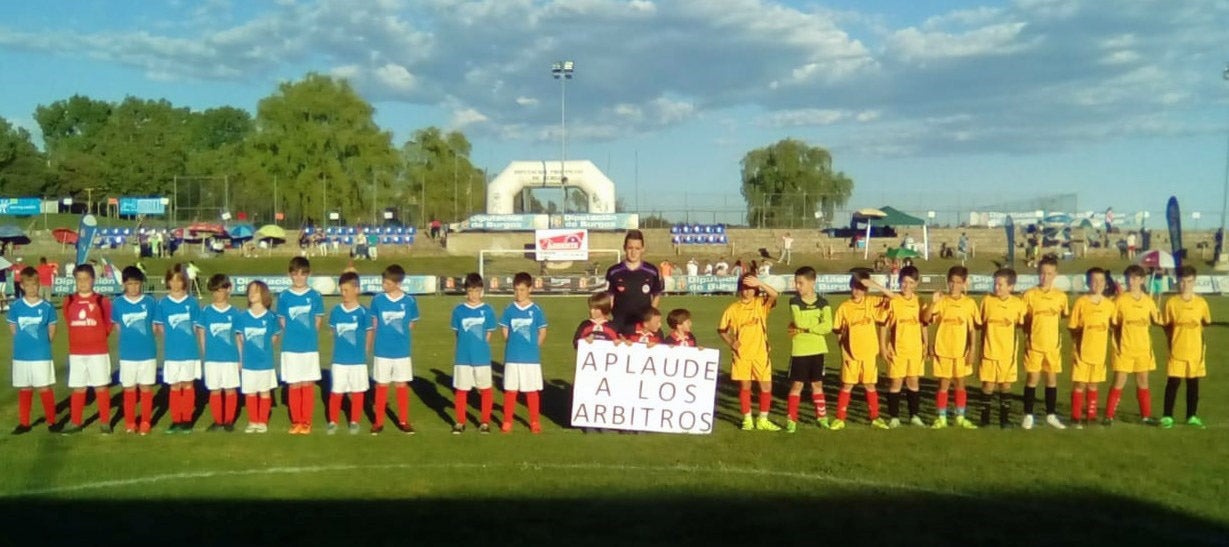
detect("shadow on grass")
[1,490,1226,546]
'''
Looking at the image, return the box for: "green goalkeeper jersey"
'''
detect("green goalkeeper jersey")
[790,294,832,357]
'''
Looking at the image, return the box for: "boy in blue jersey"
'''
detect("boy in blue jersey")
[369,264,420,435]
[451,272,497,434]
[327,272,371,435]
[8,267,57,434]
[200,274,241,432]
[277,256,325,434]
[499,272,548,434]
[113,266,157,435]
[155,263,201,433]
[237,281,280,433]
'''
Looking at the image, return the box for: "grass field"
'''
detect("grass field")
[0,290,1227,546]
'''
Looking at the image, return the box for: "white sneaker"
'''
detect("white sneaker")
[1022,414,1035,430]
[256,423,268,433]
[244,424,259,434]
[1045,414,1067,430]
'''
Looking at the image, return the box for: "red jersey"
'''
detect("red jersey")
[64,292,112,355]
[572,319,620,349]
[665,331,697,347]
[36,263,57,286]
[631,326,664,345]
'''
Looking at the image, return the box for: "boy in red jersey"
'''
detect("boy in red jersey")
[573,293,621,348]
[62,264,114,434]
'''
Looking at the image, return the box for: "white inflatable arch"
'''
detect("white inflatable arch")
[486,160,616,214]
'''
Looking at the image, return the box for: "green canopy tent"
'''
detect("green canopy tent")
[857,206,929,260]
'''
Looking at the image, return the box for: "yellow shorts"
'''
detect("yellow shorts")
[978,358,1017,384]
[932,356,971,379]
[1167,358,1206,379]
[731,356,772,382]
[1023,348,1062,374]
[888,354,924,379]
[1113,352,1155,373]
[1070,357,1107,384]
[841,359,878,385]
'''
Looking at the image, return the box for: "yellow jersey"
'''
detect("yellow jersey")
[1163,295,1211,362]
[833,296,884,361]
[1113,293,1159,355]
[1068,295,1115,365]
[719,296,774,362]
[1022,287,1069,352]
[884,295,925,358]
[980,295,1025,361]
[931,295,980,359]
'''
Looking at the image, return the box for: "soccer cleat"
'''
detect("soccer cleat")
[478,423,491,434]
[888,417,901,429]
[326,423,338,435]
[138,422,151,436]
[124,426,136,434]
[370,425,384,435]
[165,423,180,435]
[244,424,260,434]
[400,423,416,435]
[530,422,542,434]
[11,425,32,435]
[224,424,235,433]
[1045,414,1066,430]
[61,424,84,435]
[1159,417,1175,429]
[828,419,847,431]
[256,424,268,433]
[1073,420,1085,430]
[909,416,926,427]
[501,422,513,434]
[955,416,978,430]
[755,417,781,432]
[871,418,890,430]
[816,416,830,429]
[100,424,113,435]
[179,424,193,435]
[348,423,360,435]
[1186,416,1206,429]
[785,419,798,433]
[1141,417,1159,427]
[931,416,948,429]
[207,424,224,433]
[1101,417,1114,427]
[451,423,466,435]
[1021,415,1035,430]
[740,415,754,431]
[289,423,304,435]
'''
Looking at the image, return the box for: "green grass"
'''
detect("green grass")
[0,294,1228,545]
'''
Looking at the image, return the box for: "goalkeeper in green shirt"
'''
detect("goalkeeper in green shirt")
[785,266,833,432]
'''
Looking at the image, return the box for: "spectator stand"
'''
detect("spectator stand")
[670,224,729,255]
[301,225,418,259]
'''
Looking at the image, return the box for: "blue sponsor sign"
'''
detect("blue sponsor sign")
[555,213,640,230]
[465,214,548,231]
[228,275,437,296]
[0,197,42,216]
[118,197,167,215]
[53,275,122,296]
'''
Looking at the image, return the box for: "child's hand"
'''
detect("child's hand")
[729,340,740,353]
[932,291,944,303]
[647,340,658,348]
[881,347,895,364]
[786,322,799,337]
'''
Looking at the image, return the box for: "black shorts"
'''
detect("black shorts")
[788,355,826,383]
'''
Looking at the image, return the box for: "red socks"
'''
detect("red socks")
[96,387,110,425]
[123,390,138,429]
[738,389,752,415]
[1087,389,1099,420]
[503,390,518,425]
[299,385,314,426]
[17,389,32,427]
[813,393,826,418]
[373,385,388,427]
[836,390,851,420]
[327,392,361,424]
[210,393,224,424]
[396,385,410,425]
[758,391,772,414]
[1107,388,1123,418]
[480,388,493,425]
[70,391,85,426]
[454,389,468,425]
[867,391,880,420]
[258,396,272,424]
[935,390,949,412]
[787,394,801,421]
[288,385,302,424]
[1072,391,1085,421]
[40,389,56,425]
[328,393,343,424]
[224,392,238,424]
[954,389,967,411]
[180,387,195,423]
[526,391,540,425]
[246,395,259,423]
[349,393,363,423]
[1137,388,1152,418]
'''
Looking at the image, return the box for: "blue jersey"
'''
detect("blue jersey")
[111,294,157,361]
[156,294,200,361]
[200,304,240,362]
[237,309,280,371]
[499,301,548,364]
[8,298,55,361]
[276,287,324,353]
[451,302,496,366]
[370,293,420,359]
[329,304,369,365]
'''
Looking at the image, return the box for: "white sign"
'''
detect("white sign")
[571,340,720,434]
[535,228,589,261]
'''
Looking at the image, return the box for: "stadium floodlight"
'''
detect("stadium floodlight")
[1221,63,1229,261]
[552,60,575,215]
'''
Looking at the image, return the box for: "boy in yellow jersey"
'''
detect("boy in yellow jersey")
[785,266,833,433]
[831,270,891,430]
[928,265,980,429]
[1068,267,1115,428]
[1107,265,1161,425]
[1160,266,1212,429]
[719,273,781,431]
[879,265,927,428]
[1020,256,1069,430]
[978,268,1025,428]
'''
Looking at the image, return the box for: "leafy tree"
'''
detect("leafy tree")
[740,138,853,228]
[400,126,485,225]
[0,117,52,196]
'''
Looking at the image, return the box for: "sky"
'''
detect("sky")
[1,0,1228,227]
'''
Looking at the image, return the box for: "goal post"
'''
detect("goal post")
[478,248,623,280]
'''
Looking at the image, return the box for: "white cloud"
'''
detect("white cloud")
[515,96,539,107]
[374,63,416,92]
[450,107,489,128]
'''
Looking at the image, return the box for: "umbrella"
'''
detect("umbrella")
[1136,249,1175,269]
[0,257,11,270]
[886,247,920,259]
[0,225,30,245]
[52,228,79,244]
[1043,213,1073,227]
[854,208,887,218]
[256,224,287,241]
[226,224,255,240]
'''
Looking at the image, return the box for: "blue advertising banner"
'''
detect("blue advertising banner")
[464,214,548,231]
[0,197,41,216]
[119,197,167,215]
[1166,196,1183,270]
[76,215,98,266]
[555,213,640,230]
[228,275,437,296]
[53,275,122,296]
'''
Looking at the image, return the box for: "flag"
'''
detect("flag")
[75,214,97,266]
[1166,196,1182,271]
[1004,215,1015,267]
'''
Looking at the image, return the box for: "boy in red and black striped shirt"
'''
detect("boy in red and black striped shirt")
[573,293,620,348]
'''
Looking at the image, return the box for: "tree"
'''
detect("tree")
[0,117,52,196]
[400,126,485,225]
[740,138,853,228]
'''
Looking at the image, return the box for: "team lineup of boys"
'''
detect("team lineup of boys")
[5,228,1213,435]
